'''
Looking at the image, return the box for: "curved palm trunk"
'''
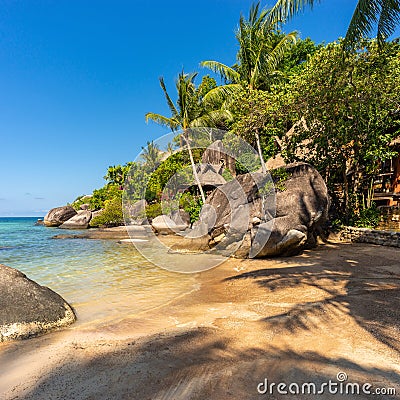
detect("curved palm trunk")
[183,130,206,203]
[255,129,267,174]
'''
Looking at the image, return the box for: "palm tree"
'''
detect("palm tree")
[268,0,400,48]
[145,72,228,203]
[202,3,296,92]
[166,142,175,155]
[141,141,161,171]
[201,2,296,173]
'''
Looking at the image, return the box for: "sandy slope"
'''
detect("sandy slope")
[1,241,399,399]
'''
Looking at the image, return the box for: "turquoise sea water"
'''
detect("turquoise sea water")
[0,217,197,326]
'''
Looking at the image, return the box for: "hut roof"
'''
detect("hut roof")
[196,163,226,186]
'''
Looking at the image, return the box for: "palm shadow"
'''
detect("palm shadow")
[225,242,400,353]
[20,327,400,400]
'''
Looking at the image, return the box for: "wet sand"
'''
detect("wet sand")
[1,241,399,399]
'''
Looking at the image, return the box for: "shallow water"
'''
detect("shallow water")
[0,218,197,327]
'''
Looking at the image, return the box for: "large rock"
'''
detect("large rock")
[170,221,211,252]
[168,209,191,228]
[201,163,329,257]
[124,199,147,225]
[44,206,77,227]
[59,210,92,229]
[201,172,268,239]
[151,215,187,235]
[0,264,76,341]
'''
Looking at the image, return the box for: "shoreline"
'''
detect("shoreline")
[1,240,399,399]
[51,225,131,240]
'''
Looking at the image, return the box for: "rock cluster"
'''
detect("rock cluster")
[44,206,97,229]
[169,163,329,257]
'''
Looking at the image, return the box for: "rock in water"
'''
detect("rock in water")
[43,206,77,227]
[0,264,76,341]
[59,210,92,229]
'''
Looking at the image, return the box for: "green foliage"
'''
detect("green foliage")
[140,141,162,171]
[144,149,205,203]
[124,162,150,202]
[71,195,89,211]
[144,203,163,219]
[222,168,234,181]
[349,204,381,228]
[89,196,123,227]
[235,152,260,174]
[179,192,203,224]
[271,167,290,191]
[89,184,122,211]
[230,88,282,160]
[258,168,290,195]
[104,163,132,186]
[145,152,184,202]
[279,37,322,76]
[282,39,400,219]
[202,2,297,93]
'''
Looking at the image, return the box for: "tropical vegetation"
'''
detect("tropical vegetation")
[71,1,399,229]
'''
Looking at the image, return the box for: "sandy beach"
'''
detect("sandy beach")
[0,240,399,399]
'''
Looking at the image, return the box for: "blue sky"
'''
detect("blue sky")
[0,0,398,216]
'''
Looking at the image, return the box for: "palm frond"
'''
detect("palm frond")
[159,77,178,117]
[200,61,240,83]
[202,84,242,107]
[344,0,382,48]
[376,0,400,47]
[190,109,233,128]
[267,0,318,24]
[145,112,179,130]
[264,31,297,73]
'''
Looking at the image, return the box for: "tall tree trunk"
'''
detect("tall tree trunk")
[366,177,374,209]
[183,130,206,204]
[352,162,362,212]
[343,169,349,223]
[255,130,267,174]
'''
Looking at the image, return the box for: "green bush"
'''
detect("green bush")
[222,168,234,182]
[89,196,124,227]
[350,205,381,228]
[144,203,163,219]
[89,184,122,210]
[179,192,203,224]
[235,152,260,174]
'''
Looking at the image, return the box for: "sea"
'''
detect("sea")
[0,217,197,327]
